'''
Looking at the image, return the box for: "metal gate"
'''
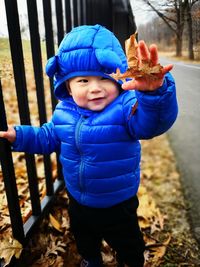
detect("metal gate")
[0,0,136,246]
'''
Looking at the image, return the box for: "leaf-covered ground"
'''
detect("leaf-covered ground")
[0,38,200,266]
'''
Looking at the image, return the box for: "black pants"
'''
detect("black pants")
[68,195,145,267]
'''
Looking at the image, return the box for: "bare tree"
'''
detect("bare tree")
[140,0,200,58]
[192,1,200,50]
[184,0,199,59]
[141,0,187,56]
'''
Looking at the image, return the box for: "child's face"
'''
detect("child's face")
[67,76,119,111]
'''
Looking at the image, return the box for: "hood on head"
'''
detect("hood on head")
[46,24,127,100]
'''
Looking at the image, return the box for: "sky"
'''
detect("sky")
[0,0,57,38]
[0,0,8,37]
[130,0,155,26]
[0,0,152,38]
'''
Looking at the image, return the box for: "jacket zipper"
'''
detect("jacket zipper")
[75,115,85,195]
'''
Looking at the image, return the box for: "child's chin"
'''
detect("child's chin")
[88,104,106,111]
[90,107,104,111]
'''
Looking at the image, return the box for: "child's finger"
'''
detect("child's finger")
[122,78,151,91]
[0,131,6,138]
[149,44,158,66]
[162,64,173,74]
[138,40,150,61]
[122,79,137,90]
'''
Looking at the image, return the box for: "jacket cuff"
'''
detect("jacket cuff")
[12,126,22,151]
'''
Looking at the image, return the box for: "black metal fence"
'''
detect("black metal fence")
[0,0,136,246]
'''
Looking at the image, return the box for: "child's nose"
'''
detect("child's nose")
[89,82,102,93]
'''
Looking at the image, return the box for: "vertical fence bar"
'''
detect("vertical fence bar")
[55,0,64,45]
[0,79,24,244]
[42,0,63,181]
[65,0,72,32]
[77,0,82,26]
[85,0,93,25]
[42,0,57,110]
[73,0,78,27]
[42,0,55,59]
[26,0,47,125]
[4,0,41,216]
[26,0,54,196]
[79,0,86,25]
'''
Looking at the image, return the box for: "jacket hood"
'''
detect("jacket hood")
[45,24,128,100]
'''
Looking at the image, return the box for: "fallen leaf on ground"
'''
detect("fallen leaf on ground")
[49,214,63,233]
[0,238,23,266]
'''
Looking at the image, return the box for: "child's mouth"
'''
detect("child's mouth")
[89,97,105,102]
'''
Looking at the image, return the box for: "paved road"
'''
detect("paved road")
[161,57,200,244]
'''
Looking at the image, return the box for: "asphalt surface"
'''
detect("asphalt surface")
[161,57,200,244]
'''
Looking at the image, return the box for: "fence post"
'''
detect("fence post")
[65,0,72,32]
[42,0,63,181]
[4,0,41,216]
[73,0,79,27]
[0,79,25,244]
[26,0,54,196]
[80,0,87,24]
[42,0,57,110]
[55,0,64,45]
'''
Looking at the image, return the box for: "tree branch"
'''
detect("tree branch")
[143,0,177,33]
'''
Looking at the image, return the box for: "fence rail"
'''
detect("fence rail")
[0,0,136,249]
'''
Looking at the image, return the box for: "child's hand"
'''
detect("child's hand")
[0,126,16,143]
[122,40,173,91]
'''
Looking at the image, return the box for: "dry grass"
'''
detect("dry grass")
[159,50,200,65]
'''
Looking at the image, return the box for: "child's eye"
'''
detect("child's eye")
[78,79,88,83]
[100,77,108,80]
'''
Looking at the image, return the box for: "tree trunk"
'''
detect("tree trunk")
[176,33,183,56]
[185,0,194,60]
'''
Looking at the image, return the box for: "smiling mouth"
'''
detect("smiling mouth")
[89,97,105,101]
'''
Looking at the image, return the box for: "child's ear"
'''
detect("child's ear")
[65,81,72,95]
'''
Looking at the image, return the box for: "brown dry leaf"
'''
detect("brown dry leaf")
[150,209,165,234]
[49,214,63,233]
[110,32,163,81]
[155,234,171,257]
[146,235,171,266]
[45,242,63,256]
[125,33,139,69]
[102,240,115,264]
[0,238,23,266]
[0,215,11,232]
[30,234,66,267]
[138,185,165,233]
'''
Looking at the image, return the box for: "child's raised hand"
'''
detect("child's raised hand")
[122,40,173,91]
[0,126,16,143]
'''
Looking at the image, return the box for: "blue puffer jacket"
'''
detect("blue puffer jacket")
[13,72,178,208]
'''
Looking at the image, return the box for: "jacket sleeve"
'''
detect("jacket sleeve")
[124,72,178,140]
[12,121,60,154]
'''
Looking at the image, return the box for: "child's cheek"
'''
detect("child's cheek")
[74,92,88,107]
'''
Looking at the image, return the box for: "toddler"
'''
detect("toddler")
[0,24,178,267]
